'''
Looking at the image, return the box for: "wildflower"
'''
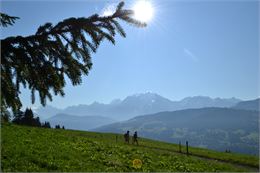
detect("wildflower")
[132,159,142,169]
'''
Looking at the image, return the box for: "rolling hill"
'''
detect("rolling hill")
[232,98,260,111]
[46,114,115,130]
[1,123,259,172]
[93,107,259,155]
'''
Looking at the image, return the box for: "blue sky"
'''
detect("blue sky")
[1,0,259,109]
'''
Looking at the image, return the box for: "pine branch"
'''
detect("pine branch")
[1,1,146,112]
[0,13,19,27]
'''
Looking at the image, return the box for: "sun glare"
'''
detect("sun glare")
[133,0,154,23]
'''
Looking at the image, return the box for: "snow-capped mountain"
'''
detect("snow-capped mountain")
[35,92,241,121]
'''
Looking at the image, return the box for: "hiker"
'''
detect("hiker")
[132,131,138,145]
[124,130,130,144]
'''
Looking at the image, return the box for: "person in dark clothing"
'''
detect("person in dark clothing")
[132,131,138,145]
[124,130,130,144]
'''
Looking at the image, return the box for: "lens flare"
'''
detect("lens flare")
[133,0,154,23]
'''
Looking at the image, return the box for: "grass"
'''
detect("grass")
[140,138,259,168]
[1,123,259,172]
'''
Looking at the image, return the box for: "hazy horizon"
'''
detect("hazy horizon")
[33,92,258,110]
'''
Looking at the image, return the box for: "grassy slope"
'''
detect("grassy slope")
[1,123,259,172]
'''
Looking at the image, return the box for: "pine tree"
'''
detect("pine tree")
[1,2,146,113]
[12,108,42,127]
[55,125,61,129]
[22,108,34,126]
[42,121,51,128]
[1,109,11,123]
[12,110,24,125]
[46,121,51,128]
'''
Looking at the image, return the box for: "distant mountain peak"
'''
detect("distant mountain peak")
[35,92,246,121]
[130,92,159,97]
[110,99,122,105]
[133,92,167,99]
[90,101,103,106]
[123,92,171,103]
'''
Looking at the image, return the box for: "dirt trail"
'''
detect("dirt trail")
[138,144,259,172]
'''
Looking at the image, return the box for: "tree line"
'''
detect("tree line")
[1,108,64,129]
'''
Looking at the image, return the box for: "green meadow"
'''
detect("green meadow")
[1,123,259,172]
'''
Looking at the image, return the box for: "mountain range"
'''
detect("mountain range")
[36,92,242,120]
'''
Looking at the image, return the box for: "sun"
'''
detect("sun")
[133,0,154,23]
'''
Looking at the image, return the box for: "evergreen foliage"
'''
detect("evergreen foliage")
[0,13,19,27]
[1,2,146,113]
[11,108,52,128]
[42,121,51,128]
[1,109,11,123]
[12,108,41,127]
[55,125,61,129]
